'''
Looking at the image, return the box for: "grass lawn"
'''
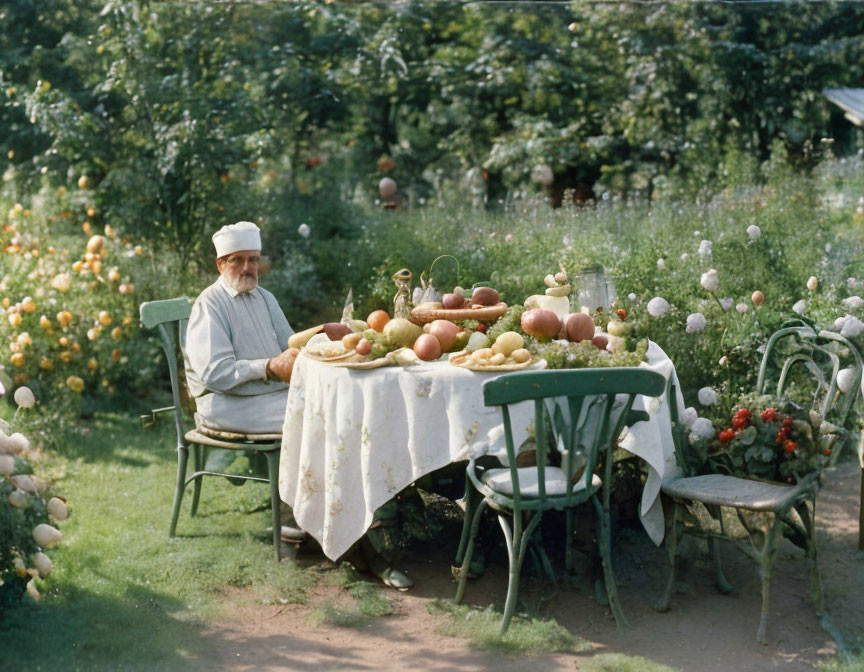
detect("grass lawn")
[0,412,313,671]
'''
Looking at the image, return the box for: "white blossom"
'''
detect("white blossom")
[746,224,761,241]
[680,253,689,261]
[504,233,513,243]
[297,223,310,238]
[720,298,734,311]
[698,239,713,260]
[680,407,698,428]
[842,296,864,311]
[833,316,848,332]
[689,417,716,444]
[847,277,860,290]
[700,269,719,292]
[841,314,864,338]
[657,258,666,270]
[807,276,818,292]
[719,355,729,366]
[693,230,701,237]
[627,293,637,302]
[646,297,670,318]
[686,312,707,334]
[837,367,857,394]
[736,302,749,314]
[13,387,35,409]
[697,387,718,406]
[792,299,808,315]
[530,164,554,186]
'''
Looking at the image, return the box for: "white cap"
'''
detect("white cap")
[212,221,261,258]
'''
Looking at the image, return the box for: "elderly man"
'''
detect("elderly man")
[185,221,304,542]
[185,221,299,434]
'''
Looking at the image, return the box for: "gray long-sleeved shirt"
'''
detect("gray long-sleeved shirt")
[183,275,294,432]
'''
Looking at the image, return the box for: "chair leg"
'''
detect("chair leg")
[499,511,534,635]
[190,445,207,517]
[454,499,487,605]
[454,478,479,568]
[265,451,282,562]
[654,499,679,613]
[708,508,733,594]
[755,516,782,645]
[593,497,631,629]
[169,445,190,537]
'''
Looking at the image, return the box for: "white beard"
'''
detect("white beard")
[224,273,258,293]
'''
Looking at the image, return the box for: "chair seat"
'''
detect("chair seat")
[481,466,602,498]
[194,423,282,442]
[661,474,802,511]
[185,429,281,451]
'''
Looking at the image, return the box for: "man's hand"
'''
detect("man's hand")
[267,347,300,383]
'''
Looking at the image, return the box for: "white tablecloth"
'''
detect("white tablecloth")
[279,341,683,561]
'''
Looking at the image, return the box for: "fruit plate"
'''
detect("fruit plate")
[448,350,547,372]
[304,347,419,370]
[409,302,508,325]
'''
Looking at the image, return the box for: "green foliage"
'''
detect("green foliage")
[532,338,649,370]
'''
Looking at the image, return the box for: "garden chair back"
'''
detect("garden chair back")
[453,367,666,635]
[657,322,859,649]
[139,297,283,561]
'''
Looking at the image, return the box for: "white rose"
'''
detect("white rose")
[297,224,310,238]
[686,312,707,334]
[13,386,35,409]
[0,454,14,476]
[746,224,761,241]
[837,367,857,394]
[842,296,864,311]
[689,417,716,443]
[680,253,689,261]
[847,277,860,290]
[680,406,698,428]
[700,269,719,292]
[697,387,718,406]
[833,316,847,332]
[657,258,666,270]
[736,303,749,314]
[646,297,670,318]
[698,239,713,259]
[627,293,637,302]
[32,524,62,549]
[841,315,864,338]
[807,276,818,292]
[792,299,807,315]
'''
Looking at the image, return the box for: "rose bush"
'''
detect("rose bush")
[0,386,67,611]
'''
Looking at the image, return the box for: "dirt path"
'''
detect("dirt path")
[197,461,863,671]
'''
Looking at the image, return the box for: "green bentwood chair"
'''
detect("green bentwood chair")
[656,323,861,647]
[139,298,283,560]
[453,367,667,634]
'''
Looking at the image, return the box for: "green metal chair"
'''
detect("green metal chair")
[656,323,861,646]
[139,298,283,561]
[453,367,667,634]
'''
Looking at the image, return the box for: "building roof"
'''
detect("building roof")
[824,88,864,126]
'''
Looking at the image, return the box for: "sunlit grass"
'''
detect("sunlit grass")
[581,653,681,672]
[0,412,314,670]
[312,564,393,627]
[427,599,590,655]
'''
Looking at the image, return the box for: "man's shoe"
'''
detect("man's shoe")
[280,525,307,543]
[376,567,414,591]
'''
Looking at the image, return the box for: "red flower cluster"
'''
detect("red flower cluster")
[731,407,751,430]
[776,415,795,451]
[718,428,736,443]
[761,407,777,423]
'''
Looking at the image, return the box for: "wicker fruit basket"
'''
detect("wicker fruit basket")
[409,302,508,325]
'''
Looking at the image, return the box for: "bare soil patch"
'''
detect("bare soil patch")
[195,461,863,671]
